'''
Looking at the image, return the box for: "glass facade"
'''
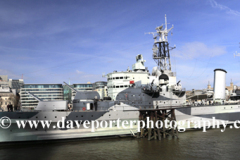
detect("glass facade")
[23,84,62,88]
[20,84,63,109]
[19,82,107,109]
[73,84,93,90]
[10,79,24,93]
[92,81,107,90]
[63,85,72,103]
[71,83,93,97]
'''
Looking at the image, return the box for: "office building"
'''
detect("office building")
[20,84,64,109]
[71,83,93,98]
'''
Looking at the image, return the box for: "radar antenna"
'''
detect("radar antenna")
[147,14,174,71]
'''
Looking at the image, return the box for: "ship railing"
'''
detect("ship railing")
[187,101,240,107]
[0,109,105,112]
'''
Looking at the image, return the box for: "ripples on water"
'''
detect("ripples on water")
[0,128,240,160]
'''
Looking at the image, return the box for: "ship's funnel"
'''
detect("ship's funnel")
[213,69,227,101]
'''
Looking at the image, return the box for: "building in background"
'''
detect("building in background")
[0,75,24,93]
[186,79,238,103]
[63,84,72,103]
[0,75,11,90]
[71,82,108,100]
[0,92,16,111]
[0,75,22,110]
[226,79,234,93]
[20,84,64,110]
[0,75,107,110]
[71,82,93,98]
[74,82,93,91]
[92,81,108,99]
[9,79,24,93]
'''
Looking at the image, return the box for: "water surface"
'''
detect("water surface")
[0,128,239,160]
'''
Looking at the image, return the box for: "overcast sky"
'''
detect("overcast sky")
[0,0,240,90]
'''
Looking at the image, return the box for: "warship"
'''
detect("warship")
[0,15,240,143]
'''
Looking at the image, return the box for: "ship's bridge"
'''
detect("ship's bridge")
[106,54,150,100]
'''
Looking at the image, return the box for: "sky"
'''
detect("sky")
[0,0,240,90]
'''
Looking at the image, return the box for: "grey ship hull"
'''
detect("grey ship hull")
[0,108,139,142]
[0,104,240,143]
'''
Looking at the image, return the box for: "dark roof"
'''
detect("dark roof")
[214,68,227,73]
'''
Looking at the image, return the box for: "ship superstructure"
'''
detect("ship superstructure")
[107,54,150,100]
[107,14,186,108]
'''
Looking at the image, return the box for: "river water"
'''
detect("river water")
[0,128,240,160]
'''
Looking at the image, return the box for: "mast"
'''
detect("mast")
[147,15,174,71]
